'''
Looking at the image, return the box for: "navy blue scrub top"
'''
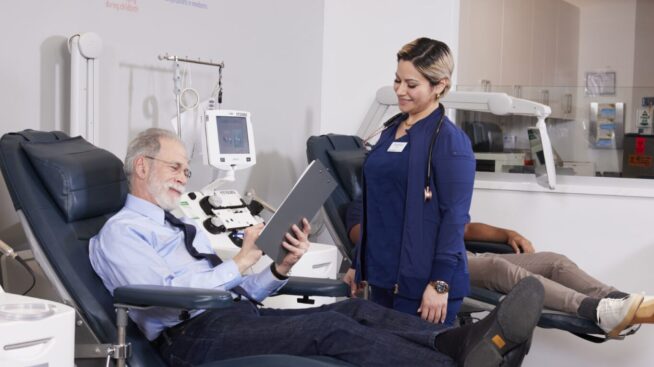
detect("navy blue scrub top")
[363,127,410,288]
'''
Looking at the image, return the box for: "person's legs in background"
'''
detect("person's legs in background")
[492,251,618,298]
[468,252,645,337]
[469,252,587,313]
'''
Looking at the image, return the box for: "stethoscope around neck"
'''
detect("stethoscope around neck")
[364,104,446,202]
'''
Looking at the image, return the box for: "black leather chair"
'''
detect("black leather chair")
[0,130,352,367]
[306,133,621,344]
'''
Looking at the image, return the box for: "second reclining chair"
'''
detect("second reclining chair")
[306,133,615,346]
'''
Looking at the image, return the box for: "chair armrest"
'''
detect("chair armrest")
[466,286,610,342]
[469,286,504,305]
[465,240,515,254]
[114,285,233,309]
[538,312,604,336]
[277,276,350,298]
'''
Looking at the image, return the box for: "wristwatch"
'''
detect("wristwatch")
[429,280,449,294]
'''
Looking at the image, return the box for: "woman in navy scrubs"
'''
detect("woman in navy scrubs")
[344,38,476,326]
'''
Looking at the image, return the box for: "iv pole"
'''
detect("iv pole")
[158,53,224,138]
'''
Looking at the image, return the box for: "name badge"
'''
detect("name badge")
[387,142,408,153]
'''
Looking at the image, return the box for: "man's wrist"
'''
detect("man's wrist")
[233,254,247,274]
[270,262,290,280]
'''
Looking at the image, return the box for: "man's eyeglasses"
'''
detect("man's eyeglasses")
[144,156,192,179]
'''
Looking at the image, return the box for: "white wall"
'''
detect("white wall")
[0,0,461,233]
[320,0,460,135]
[0,0,461,235]
[471,186,654,367]
[0,0,326,232]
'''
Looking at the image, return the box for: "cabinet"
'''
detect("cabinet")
[457,0,579,119]
[500,0,534,87]
[553,0,579,88]
[529,0,557,88]
[457,0,503,87]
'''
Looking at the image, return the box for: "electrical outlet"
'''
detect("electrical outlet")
[642,97,654,107]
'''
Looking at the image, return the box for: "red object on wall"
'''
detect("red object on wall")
[636,137,646,155]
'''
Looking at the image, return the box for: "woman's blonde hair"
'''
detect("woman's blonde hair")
[397,37,454,97]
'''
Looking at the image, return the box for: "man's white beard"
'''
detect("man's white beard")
[147,175,185,211]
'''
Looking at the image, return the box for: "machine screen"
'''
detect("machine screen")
[528,128,545,165]
[217,116,250,154]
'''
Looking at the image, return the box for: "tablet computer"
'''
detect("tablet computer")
[257,159,337,262]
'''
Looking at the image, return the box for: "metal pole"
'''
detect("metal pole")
[174,57,182,138]
[158,53,224,68]
[160,53,224,139]
[115,307,128,367]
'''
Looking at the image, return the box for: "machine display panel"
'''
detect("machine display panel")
[203,109,256,171]
[216,116,250,154]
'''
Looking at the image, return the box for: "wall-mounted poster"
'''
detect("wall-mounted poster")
[589,102,624,149]
[585,71,616,96]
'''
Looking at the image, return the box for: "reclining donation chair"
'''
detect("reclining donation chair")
[0,130,352,367]
[306,133,621,344]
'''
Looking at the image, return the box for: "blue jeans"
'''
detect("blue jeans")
[369,285,463,327]
[158,298,455,367]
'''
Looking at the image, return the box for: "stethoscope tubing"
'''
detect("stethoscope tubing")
[364,104,446,202]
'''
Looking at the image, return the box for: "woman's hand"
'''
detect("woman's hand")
[342,268,365,297]
[418,285,448,323]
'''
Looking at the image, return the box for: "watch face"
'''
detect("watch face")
[432,281,449,294]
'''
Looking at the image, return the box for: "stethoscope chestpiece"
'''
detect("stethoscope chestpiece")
[424,187,432,202]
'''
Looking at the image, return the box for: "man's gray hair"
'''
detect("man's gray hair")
[124,128,181,183]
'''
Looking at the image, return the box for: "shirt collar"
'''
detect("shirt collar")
[124,194,166,225]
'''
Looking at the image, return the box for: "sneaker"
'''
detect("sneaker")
[597,293,644,337]
[632,295,654,324]
[459,276,544,367]
[619,324,641,337]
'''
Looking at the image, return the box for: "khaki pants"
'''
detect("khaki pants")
[468,251,616,314]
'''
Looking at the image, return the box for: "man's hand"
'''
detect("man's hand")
[418,285,448,323]
[275,218,311,277]
[342,268,366,297]
[233,223,264,274]
[506,230,535,253]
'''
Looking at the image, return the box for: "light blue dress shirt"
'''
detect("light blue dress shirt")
[89,194,287,341]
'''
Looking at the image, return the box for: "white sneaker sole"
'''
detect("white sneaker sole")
[608,294,644,338]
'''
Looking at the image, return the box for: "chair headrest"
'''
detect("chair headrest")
[326,149,366,200]
[22,136,128,222]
